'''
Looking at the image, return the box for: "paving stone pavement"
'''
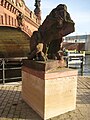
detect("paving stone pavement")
[0,76,90,120]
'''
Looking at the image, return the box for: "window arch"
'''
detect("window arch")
[1,0,3,6]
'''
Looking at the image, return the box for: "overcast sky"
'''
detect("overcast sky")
[25,0,90,36]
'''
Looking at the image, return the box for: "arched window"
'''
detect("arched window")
[12,17,13,26]
[9,16,10,25]
[4,1,7,8]
[15,19,16,26]
[5,14,7,25]
[0,15,3,24]
[1,0,3,6]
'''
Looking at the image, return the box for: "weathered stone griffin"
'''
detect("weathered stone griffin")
[28,4,75,61]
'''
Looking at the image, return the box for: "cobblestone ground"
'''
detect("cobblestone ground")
[0,76,90,120]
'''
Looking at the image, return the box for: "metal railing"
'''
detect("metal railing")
[0,57,27,84]
[66,52,85,67]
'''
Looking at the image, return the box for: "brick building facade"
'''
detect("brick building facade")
[0,0,41,57]
[0,0,41,36]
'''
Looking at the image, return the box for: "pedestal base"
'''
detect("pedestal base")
[22,60,78,120]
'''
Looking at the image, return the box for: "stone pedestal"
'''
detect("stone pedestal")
[22,60,78,120]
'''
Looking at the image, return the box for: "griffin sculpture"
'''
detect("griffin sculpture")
[28,4,75,62]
